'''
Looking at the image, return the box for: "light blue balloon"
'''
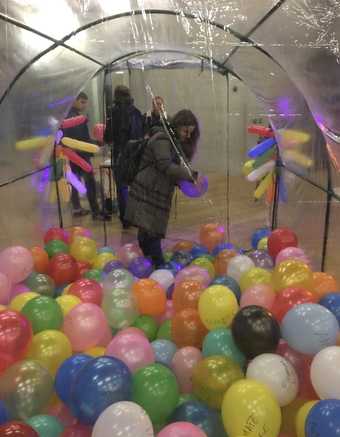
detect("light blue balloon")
[152,339,177,368]
[281,303,339,355]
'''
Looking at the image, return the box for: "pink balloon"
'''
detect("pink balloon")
[47,402,77,427]
[117,244,143,267]
[175,266,210,288]
[171,346,203,393]
[63,303,108,352]
[155,300,174,324]
[275,247,311,267]
[115,327,147,338]
[10,283,30,299]
[158,422,207,437]
[106,330,155,373]
[240,284,275,310]
[98,321,113,347]
[61,424,92,437]
[0,246,33,284]
[0,272,11,305]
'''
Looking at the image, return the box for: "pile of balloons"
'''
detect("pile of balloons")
[0,223,340,436]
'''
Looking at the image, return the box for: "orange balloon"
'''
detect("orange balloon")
[172,308,208,348]
[313,272,338,299]
[31,246,49,274]
[172,240,195,252]
[201,230,225,252]
[213,249,238,276]
[199,223,224,240]
[280,397,306,436]
[173,280,205,313]
[133,279,166,317]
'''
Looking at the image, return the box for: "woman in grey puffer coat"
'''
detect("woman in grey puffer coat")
[125,109,200,267]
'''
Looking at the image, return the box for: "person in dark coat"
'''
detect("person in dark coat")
[143,96,165,138]
[125,109,200,267]
[104,85,144,228]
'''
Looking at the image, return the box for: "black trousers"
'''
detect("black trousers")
[70,162,99,214]
[138,229,165,268]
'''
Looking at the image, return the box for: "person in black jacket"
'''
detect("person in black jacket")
[63,92,105,220]
[143,96,165,138]
[104,85,144,228]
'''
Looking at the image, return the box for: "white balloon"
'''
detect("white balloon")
[227,255,255,282]
[150,269,174,290]
[311,346,340,399]
[92,401,154,437]
[246,353,299,406]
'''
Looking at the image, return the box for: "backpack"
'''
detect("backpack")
[115,137,149,186]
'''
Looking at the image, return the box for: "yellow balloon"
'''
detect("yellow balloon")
[242,160,255,176]
[62,137,99,154]
[85,346,105,357]
[239,267,272,292]
[16,135,53,151]
[198,285,239,330]
[93,252,117,270]
[296,400,318,437]
[10,292,39,312]
[279,129,311,145]
[254,171,273,200]
[273,259,313,291]
[257,237,268,250]
[222,379,281,437]
[56,295,81,316]
[192,257,215,278]
[281,397,306,435]
[70,236,97,264]
[0,305,7,311]
[28,330,72,376]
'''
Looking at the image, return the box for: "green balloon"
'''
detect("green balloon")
[133,315,158,341]
[84,269,102,281]
[164,251,173,263]
[25,272,55,297]
[198,254,214,262]
[44,240,69,258]
[26,415,64,437]
[133,363,179,424]
[0,360,54,420]
[177,393,196,406]
[21,296,63,333]
[157,319,172,341]
[102,288,138,329]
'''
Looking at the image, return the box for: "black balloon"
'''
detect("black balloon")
[231,305,281,359]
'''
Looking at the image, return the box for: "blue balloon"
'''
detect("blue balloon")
[190,245,209,259]
[0,400,9,425]
[306,399,340,437]
[248,137,276,158]
[251,228,270,249]
[281,303,339,355]
[212,276,241,301]
[171,251,193,267]
[129,257,154,278]
[161,261,183,275]
[169,401,227,437]
[55,354,92,406]
[211,242,235,257]
[152,340,177,367]
[319,293,340,324]
[167,284,175,300]
[70,356,132,425]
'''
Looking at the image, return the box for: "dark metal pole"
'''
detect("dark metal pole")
[321,157,333,271]
[53,144,64,228]
[271,158,281,230]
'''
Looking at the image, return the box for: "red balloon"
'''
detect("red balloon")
[0,421,39,436]
[68,279,103,305]
[61,424,92,437]
[75,261,91,279]
[0,310,32,373]
[268,228,298,259]
[48,253,78,286]
[44,228,69,244]
[271,287,317,322]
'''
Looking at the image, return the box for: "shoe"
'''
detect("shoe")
[73,208,90,217]
[121,221,131,230]
[92,211,111,221]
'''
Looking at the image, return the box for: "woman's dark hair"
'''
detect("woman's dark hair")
[77,91,88,100]
[171,109,200,159]
[114,85,133,105]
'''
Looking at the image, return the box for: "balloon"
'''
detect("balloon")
[45,240,69,258]
[132,315,158,341]
[55,354,92,406]
[26,415,64,437]
[213,250,237,276]
[271,287,317,322]
[25,272,55,297]
[273,259,313,291]
[202,328,245,367]
[102,287,138,329]
[133,279,166,317]
[132,363,179,424]
[281,303,338,355]
[152,340,177,367]
[0,246,34,284]
[231,305,281,359]
[240,284,275,310]
[61,137,99,154]
[0,400,9,425]
[10,283,30,299]
[190,245,209,259]
[246,353,299,406]
[102,268,134,290]
[48,254,78,286]
[158,319,172,341]
[251,228,271,249]
[227,255,255,282]
[9,291,39,312]
[172,309,207,348]
[171,347,202,393]
[211,275,241,301]
[319,292,340,324]
[211,242,235,257]
[158,422,207,437]
[68,279,102,306]
[0,422,39,436]
[198,285,239,330]
[248,137,276,158]
[63,303,108,352]
[28,330,72,375]
[310,346,340,399]
[199,224,225,253]
[248,249,274,269]
[85,346,105,357]
[70,237,97,264]
[68,227,92,243]
[239,267,272,292]
[0,272,11,305]
[221,379,281,437]
[172,241,195,252]
[276,246,311,267]
[106,330,154,373]
[172,251,193,267]
[92,252,116,270]
[150,269,174,290]
[192,356,243,409]
[56,295,81,316]
[44,228,69,244]
[191,257,215,278]
[305,400,340,437]
[129,257,154,278]
[0,360,53,420]
[0,309,32,373]
[173,280,204,313]
[61,115,87,129]
[61,424,92,437]
[175,266,210,288]
[83,269,101,281]
[295,401,317,437]
[117,244,143,267]
[268,228,298,259]
[47,399,77,427]
[313,272,338,299]
[22,296,63,333]
[258,237,268,250]
[179,174,209,198]
[71,356,132,425]
[102,260,124,274]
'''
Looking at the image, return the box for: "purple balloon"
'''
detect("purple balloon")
[248,250,274,269]
[103,260,124,274]
[128,257,154,278]
[179,175,208,198]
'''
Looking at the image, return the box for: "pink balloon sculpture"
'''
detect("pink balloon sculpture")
[171,346,202,393]
[158,422,207,437]
[0,246,33,284]
[240,284,276,310]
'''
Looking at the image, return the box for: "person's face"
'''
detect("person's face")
[177,125,195,144]
[153,98,164,115]
[74,98,88,113]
